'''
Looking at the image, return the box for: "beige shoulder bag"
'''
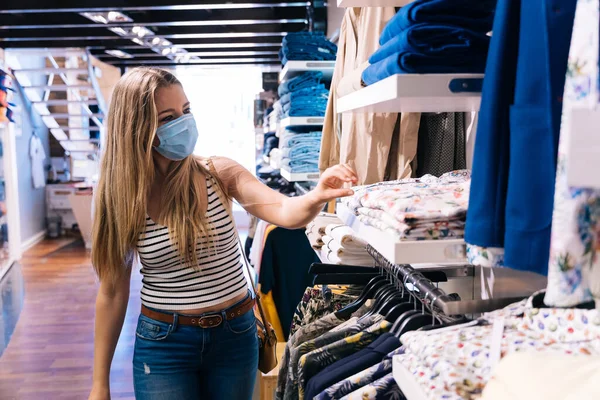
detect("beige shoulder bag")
[205,157,278,373]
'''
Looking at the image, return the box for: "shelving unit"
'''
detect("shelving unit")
[280,116,325,128]
[281,167,320,183]
[279,61,336,82]
[338,0,413,6]
[337,73,484,113]
[336,203,466,265]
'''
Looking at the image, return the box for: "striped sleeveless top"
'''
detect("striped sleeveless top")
[136,176,248,311]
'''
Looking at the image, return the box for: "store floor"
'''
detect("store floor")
[0,239,139,400]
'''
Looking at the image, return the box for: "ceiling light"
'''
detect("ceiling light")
[151,37,162,46]
[161,39,172,47]
[80,11,132,24]
[105,49,134,59]
[136,27,154,38]
[109,27,128,36]
[80,12,108,24]
[107,11,131,22]
[131,38,144,45]
[161,48,170,56]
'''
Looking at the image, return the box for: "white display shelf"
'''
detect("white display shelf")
[336,203,466,265]
[280,116,325,128]
[338,0,413,6]
[337,73,484,113]
[393,356,427,400]
[279,61,336,82]
[281,167,320,182]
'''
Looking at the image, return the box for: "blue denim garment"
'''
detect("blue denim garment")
[133,294,258,400]
[363,24,490,85]
[380,0,497,45]
[278,71,323,97]
[280,32,338,64]
[465,0,576,275]
[281,145,320,158]
[282,158,320,173]
[280,131,322,148]
[370,24,490,65]
[283,105,328,118]
[283,136,322,148]
[280,84,329,105]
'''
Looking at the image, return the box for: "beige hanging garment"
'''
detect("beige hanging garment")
[320,7,421,185]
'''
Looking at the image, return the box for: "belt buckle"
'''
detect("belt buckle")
[196,314,222,328]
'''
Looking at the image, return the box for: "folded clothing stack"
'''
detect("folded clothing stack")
[279,32,338,65]
[280,130,322,173]
[306,213,343,249]
[278,71,323,97]
[362,0,495,85]
[343,170,471,240]
[280,85,329,118]
[320,224,374,265]
[266,101,283,131]
[262,132,279,159]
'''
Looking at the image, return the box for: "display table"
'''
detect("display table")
[68,192,93,249]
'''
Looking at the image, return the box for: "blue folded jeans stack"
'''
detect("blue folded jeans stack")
[280,84,329,117]
[362,0,496,85]
[280,130,322,173]
[279,32,338,65]
[278,71,323,97]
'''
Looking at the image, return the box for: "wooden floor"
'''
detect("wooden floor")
[0,239,141,400]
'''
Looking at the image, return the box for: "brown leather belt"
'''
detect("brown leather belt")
[141,296,255,328]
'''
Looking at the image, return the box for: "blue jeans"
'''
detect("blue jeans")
[133,296,258,400]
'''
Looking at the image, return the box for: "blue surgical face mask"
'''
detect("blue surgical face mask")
[154,113,198,161]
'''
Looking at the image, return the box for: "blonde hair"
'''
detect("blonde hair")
[92,67,222,284]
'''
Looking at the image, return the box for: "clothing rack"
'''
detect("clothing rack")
[366,244,536,315]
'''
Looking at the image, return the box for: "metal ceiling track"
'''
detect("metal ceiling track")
[8,48,106,157]
[0,3,311,13]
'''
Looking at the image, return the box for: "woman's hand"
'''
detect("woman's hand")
[312,164,358,203]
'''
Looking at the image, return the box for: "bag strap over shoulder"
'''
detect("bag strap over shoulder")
[205,157,271,322]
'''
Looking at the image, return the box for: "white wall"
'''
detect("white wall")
[327,2,345,38]
[9,55,51,244]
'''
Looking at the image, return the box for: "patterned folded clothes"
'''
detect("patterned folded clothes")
[356,208,466,240]
[343,170,471,220]
[360,180,470,223]
[379,0,497,45]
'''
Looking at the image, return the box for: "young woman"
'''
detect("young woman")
[88,67,357,400]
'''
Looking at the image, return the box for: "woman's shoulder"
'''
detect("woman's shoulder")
[196,155,243,175]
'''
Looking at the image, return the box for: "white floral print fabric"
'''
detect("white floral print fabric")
[395,294,600,399]
[545,0,600,307]
[466,244,505,267]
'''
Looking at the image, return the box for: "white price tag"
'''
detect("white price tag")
[567,108,600,188]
